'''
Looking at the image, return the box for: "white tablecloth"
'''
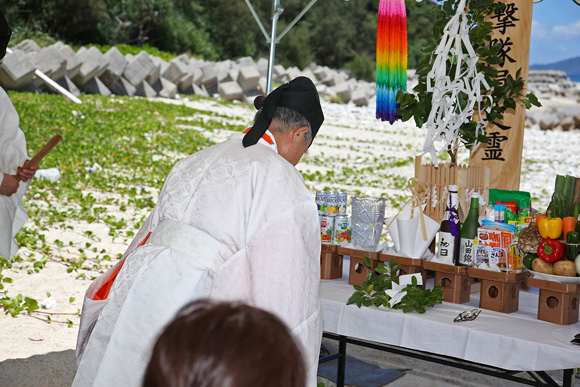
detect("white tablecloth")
[319,257,580,372]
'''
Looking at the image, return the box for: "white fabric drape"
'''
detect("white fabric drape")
[74,133,322,386]
[0,86,31,259]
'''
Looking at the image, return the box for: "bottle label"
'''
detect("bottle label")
[437,232,456,261]
[458,238,475,266]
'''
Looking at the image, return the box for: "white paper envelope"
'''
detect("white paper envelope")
[411,214,440,258]
[385,204,415,253]
[397,216,419,257]
[386,204,440,258]
[386,282,406,307]
[399,273,423,286]
[385,215,401,252]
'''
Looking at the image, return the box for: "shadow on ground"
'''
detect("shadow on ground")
[0,350,76,387]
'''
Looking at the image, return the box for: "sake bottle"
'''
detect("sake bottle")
[437,185,461,264]
[458,192,480,266]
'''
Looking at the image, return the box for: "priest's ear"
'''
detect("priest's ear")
[292,126,310,144]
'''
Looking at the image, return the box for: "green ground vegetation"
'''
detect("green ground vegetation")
[0,92,227,319]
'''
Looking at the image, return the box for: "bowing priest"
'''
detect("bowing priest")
[0,12,38,259]
[74,76,325,387]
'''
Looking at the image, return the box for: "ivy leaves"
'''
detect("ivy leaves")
[0,293,39,317]
[0,258,79,326]
[346,257,443,314]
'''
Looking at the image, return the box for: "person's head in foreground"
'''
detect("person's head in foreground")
[243,76,324,166]
[143,300,306,387]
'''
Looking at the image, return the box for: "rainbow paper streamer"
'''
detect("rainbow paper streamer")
[376,0,407,124]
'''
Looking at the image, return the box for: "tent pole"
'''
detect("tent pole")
[276,0,318,42]
[266,0,283,94]
[244,0,270,41]
[245,0,319,94]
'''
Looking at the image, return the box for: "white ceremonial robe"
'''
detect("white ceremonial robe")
[0,87,31,259]
[74,133,323,387]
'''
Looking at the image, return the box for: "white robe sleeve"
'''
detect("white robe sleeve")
[0,86,31,259]
[211,200,323,386]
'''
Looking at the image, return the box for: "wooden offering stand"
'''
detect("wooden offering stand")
[422,260,471,304]
[380,253,426,290]
[338,246,380,287]
[320,243,343,280]
[468,268,528,314]
[526,277,580,325]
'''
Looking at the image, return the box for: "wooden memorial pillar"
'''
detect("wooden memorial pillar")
[469,0,533,191]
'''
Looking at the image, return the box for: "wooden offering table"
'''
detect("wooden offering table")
[337,246,380,287]
[526,276,580,325]
[422,260,471,304]
[320,243,343,280]
[380,253,427,290]
[468,267,528,314]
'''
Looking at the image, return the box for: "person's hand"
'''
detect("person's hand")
[0,173,19,196]
[17,163,39,182]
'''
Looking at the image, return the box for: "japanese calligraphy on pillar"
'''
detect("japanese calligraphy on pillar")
[469,0,533,191]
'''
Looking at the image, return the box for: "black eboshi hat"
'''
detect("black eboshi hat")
[0,11,11,60]
[242,76,324,148]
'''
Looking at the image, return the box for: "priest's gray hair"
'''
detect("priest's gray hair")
[254,106,313,146]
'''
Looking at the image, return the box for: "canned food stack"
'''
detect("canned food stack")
[317,190,351,245]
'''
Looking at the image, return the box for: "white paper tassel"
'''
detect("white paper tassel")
[422,0,492,166]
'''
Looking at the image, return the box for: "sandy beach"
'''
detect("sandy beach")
[1,92,579,387]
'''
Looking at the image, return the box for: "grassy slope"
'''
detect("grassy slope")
[1,92,248,315]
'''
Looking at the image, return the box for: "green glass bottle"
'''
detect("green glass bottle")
[458,193,480,266]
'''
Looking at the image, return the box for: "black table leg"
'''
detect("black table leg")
[563,369,574,387]
[337,335,347,387]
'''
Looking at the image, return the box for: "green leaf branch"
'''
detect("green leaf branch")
[347,257,444,313]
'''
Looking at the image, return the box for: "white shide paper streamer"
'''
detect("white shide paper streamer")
[422,0,493,166]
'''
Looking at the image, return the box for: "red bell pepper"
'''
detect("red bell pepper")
[537,239,565,263]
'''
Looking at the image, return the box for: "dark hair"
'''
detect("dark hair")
[143,300,306,387]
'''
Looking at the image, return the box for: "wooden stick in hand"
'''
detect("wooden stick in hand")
[16,134,63,181]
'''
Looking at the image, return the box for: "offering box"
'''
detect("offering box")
[379,253,427,289]
[320,244,343,280]
[338,246,380,287]
[526,276,580,325]
[468,267,528,313]
[422,260,471,304]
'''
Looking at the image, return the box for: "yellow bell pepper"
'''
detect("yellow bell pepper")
[536,212,563,240]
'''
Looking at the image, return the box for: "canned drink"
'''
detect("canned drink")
[315,191,326,214]
[325,191,339,216]
[320,215,335,244]
[347,216,352,244]
[333,215,349,245]
[338,192,347,215]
